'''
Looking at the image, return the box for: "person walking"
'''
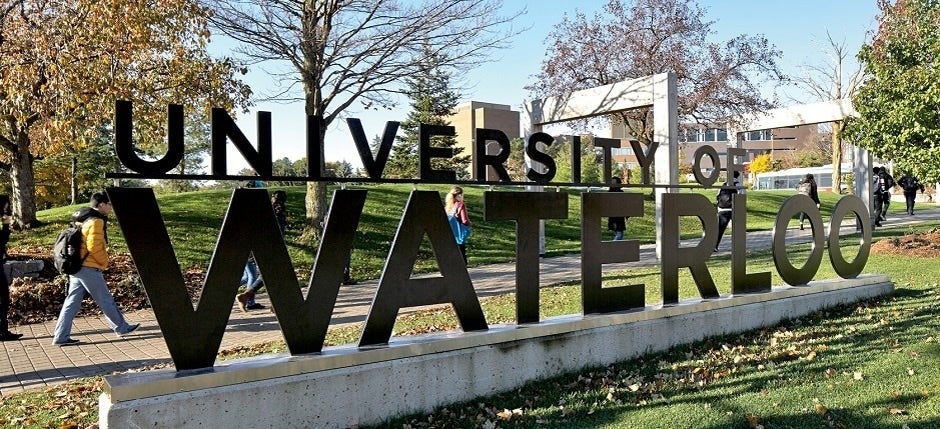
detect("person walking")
[52,192,139,345]
[446,186,472,264]
[872,167,885,227]
[898,173,925,215]
[877,166,895,221]
[715,171,743,252]
[0,195,22,341]
[797,173,820,230]
[607,177,626,240]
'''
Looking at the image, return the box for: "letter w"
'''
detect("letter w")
[108,187,365,370]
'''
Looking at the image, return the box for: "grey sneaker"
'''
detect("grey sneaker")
[117,323,140,337]
[53,338,80,346]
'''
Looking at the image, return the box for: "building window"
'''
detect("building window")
[612,147,634,156]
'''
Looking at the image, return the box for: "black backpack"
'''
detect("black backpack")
[53,224,86,275]
[716,183,736,209]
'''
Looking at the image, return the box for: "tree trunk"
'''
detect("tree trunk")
[71,156,78,205]
[303,115,328,240]
[831,120,843,194]
[10,131,39,229]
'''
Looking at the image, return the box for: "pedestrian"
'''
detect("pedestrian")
[52,192,139,346]
[445,186,472,264]
[797,173,820,230]
[607,177,626,240]
[715,171,743,252]
[0,195,22,341]
[878,166,895,221]
[898,173,925,215]
[872,167,885,227]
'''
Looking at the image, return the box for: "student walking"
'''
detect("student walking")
[51,192,139,345]
[446,186,472,264]
[898,174,925,215]
[715,171,743,252]
[797,173,820,230]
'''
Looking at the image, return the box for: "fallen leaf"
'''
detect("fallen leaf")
[907,368,915,376]
[854,371,864,381]
[888,407,907,415]
[815,403,828,415]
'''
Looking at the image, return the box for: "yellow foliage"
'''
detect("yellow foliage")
[750,153,773,174]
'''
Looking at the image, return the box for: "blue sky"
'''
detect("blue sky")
[221,0,881,171]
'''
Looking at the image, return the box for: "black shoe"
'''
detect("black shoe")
[342,279,358,286]
[246,303,266,310]
[875,222,882,227]
[53,338,80,346]
[117,323,140,337]
[713,247,719,252]
[0,331,23,341]
[799,224,804,230]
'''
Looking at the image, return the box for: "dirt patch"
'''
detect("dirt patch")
[870,228,940,258]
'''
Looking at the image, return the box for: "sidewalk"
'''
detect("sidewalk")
[2,208,939,396]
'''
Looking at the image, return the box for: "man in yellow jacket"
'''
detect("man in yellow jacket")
[52,192,139,346]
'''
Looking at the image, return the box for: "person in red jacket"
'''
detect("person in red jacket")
[51,192,139,345]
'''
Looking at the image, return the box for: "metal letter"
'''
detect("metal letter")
[485,191,568,323]
[211,108,272,176]
[627,139,658,185]
[349,118,399,179]
[475,128,512,182]
[691,145,720,187]
[109,187,293,369]
[828,195,872,278]
[581,192,645,313]
[359,191,488,346]
[114,100,184,175]
[419,124,456,181]
[525,132,556,182]
[772,195,825,285]
[661,193,719,304]
[593,137,621,184]
[730,193,771,294]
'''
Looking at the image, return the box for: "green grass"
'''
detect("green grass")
[3,188,932,428]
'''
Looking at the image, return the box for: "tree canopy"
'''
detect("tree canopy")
[528,0,783,144]
[845,0,940,183]
[0,0,250,226]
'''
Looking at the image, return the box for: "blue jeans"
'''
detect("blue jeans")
[613,230,624,241]
[52,266,134,343]
[242,260,263,305]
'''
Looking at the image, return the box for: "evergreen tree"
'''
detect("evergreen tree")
[387,49,470,179]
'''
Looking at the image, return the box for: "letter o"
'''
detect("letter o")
[827,196,872,278]
[692,145,720,187]
[773,195,824,285]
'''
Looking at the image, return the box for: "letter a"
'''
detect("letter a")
[359,190,488,346]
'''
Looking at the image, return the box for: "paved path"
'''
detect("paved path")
[2,207,939,396]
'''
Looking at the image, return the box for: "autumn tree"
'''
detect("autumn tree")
[387,48,469,179]
[203,0,522,237]
[790,32,864,193]
[0,0,250,227]
[749,153,772,175]
[528,0,783,151]
[845,0,940,183]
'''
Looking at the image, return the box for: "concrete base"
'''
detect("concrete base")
[100,275,893,428]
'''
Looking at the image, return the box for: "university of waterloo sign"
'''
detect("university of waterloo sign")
[107,101,873,371]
